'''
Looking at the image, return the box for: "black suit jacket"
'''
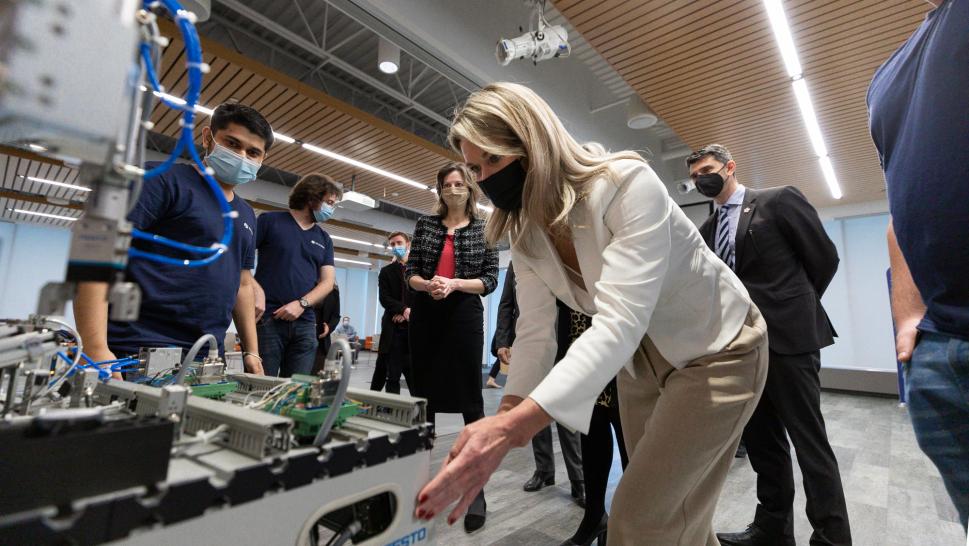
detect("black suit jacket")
[377,261,411,355]
[491,263,519,356]
[700,186,839,355]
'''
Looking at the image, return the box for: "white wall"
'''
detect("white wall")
[820,213,896,371]
[0,223,72,322]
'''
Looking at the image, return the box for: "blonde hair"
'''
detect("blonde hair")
[448,82,644,250]
[434,162,482,221]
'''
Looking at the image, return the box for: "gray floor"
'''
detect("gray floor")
[348,353,967,545]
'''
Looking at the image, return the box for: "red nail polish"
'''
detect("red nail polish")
[428,511,435,519]
[418,494,427,503]
[416,509,425,519]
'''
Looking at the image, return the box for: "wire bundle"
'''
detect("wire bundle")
[128,0,233,268]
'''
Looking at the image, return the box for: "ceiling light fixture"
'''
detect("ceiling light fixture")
[378,38,400,75]
[9,208,79,221]
[144,90,431,193]
[334,257,371,266]
[762,0,842,200]
[302,143,428,190]
[21,175,91,192]
[330,234,383,248]
[625,97,658,130]
[27,143,48,153]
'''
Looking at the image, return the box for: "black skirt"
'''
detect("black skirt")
[409,291,484,414]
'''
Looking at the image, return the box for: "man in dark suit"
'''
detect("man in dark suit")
[371,231,413,394]
[486,261,520,388]
[689,144,850,546]
[312,284,341,374]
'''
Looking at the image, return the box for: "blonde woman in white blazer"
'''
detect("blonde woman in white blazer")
[414,83,769,546]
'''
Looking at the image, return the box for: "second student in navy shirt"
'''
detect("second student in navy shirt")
[254,174,341,377]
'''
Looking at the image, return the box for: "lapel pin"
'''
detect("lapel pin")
[743,207,751,214]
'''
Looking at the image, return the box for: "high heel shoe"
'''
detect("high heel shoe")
[559,513,608,546]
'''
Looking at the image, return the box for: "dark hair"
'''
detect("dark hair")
[387,231,411,243]
[435,162,482,220]
[289,173,344,210]
[685,143,733,168]
[211,103,275,151]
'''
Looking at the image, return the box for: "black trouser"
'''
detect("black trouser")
[488,359,501,379]
[582,401,628,524]
[370,352,387,391]
[744,349,851,545]
[532,422,584,484]
[385,346,411,395]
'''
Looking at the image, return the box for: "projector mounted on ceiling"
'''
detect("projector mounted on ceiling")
[496,0,571,66]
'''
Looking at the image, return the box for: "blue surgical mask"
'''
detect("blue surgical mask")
[313,203,335,223]
[392,246,407,259]
[205,142,261,186]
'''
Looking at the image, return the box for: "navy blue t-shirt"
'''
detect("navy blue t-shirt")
[254,211,334,323]
[868,0,969,340]
[108,162,257,355]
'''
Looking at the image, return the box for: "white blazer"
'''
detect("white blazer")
[506,159,753,433]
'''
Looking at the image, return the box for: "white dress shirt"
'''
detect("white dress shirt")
[715,184,746,266]
[506,160,753,433]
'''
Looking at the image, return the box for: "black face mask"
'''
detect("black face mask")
[694,165,728,198]
[479,159,526,211]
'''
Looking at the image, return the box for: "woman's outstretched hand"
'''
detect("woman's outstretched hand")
[414,397,551,525]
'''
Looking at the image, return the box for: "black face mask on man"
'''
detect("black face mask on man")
[693,164,729,198]
[479,159,526,212]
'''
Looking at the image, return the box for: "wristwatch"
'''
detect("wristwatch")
[299,297,310,309]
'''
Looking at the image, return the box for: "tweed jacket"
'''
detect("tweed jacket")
[405,215,499,296]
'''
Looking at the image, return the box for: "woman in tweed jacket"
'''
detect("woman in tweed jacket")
[406,161,498,533]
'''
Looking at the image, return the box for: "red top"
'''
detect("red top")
[434,234,456,278]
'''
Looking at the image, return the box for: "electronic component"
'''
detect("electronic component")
[0,413,173,516]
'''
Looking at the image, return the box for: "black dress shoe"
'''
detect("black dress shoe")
[735,443,748,458]
[523,471,555,492]
[717,524,795,546]
[560,513,608,545]
[463,492,486,534]
[570,481,586,508]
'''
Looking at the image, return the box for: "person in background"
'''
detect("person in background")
[333,316,360,363]
[75,103,268,375]
[497,264,585,507]
[406,162,499,533]
[372,232,413,394]
[252,174,340,378]
[558,303,628,546]
[487,263,519,389]
[414,83,766,546]
[868,0,969,528]
[312,283,341,374]
[690,144,848,546]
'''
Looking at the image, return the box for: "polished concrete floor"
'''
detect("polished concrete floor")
[348,353,967,545]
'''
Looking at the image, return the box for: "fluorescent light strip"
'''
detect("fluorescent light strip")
[148,90,295,143]
[817,156,843,200]
[763,0,842,199]
[11,208,78,222]
[22,175,91,192]
[144,89,427,192]
[791,78,827,158]
[302,143,428,190]
[330,234,383,248]
[762,0,802,78]
[334,257,371,266]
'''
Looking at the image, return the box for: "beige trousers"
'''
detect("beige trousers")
[608,306,769,546]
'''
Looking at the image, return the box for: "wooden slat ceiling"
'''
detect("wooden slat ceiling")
[554,0,930,207]
[152,21,459,212]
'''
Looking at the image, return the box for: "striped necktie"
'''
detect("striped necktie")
[715,205,735,269]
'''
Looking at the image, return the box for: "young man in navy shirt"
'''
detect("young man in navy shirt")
[252,174,340,377]
[868,0,969,527]
[74,103,269,375]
